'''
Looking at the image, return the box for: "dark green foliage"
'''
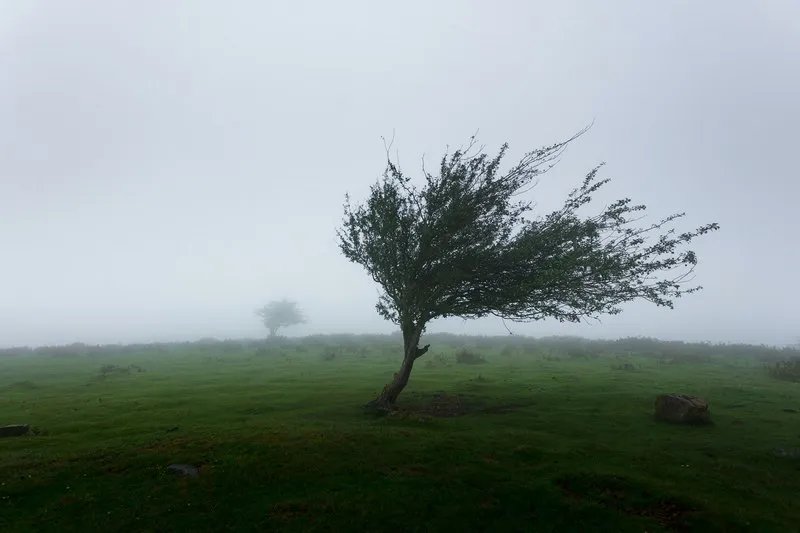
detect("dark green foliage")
[337,128,719,407]
[338,129,718,327]
[455,349,487,365]
[611,361,637,372]
[658,353,713,365]
[98,364,144,377]
[766,359,800,382]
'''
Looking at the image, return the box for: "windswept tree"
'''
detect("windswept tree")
[255,299,307,338]
[337,127,719,411]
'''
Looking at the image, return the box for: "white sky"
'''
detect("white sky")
[1,1,798,347]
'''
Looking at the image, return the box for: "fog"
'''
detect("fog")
[1,1,798,348]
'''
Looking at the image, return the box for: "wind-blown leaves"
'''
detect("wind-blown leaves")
[337,129,719,331]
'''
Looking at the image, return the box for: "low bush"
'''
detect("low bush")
[455,349,486,365]
[766,359,800,382]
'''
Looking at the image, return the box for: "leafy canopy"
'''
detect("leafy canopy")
[255,299,306,335]
[337,129,719,330]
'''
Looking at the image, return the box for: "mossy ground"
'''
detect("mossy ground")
[1,339,799,532]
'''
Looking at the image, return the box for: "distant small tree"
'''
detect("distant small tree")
[337,127,720,412]
[255,299,307,338]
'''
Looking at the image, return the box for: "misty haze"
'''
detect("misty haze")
[1,2,799,532]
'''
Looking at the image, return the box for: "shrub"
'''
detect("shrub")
[766,360,800,382]
[254,347,271,357]
[500,346,517,357]
[657,353,712,365]
[455,349,486,365]
[98,364,143,376]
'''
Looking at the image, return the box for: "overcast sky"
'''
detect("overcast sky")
[1,1,798,348]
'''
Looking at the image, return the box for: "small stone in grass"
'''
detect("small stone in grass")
[0,424,30,438]
[167,464,200,477]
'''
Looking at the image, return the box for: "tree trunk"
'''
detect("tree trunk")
[268,326,279,339]
[365,321,430,413]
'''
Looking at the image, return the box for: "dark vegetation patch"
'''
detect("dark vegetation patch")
[611,361,637,371]
[98,364,145,377]
[6,380,38,391]
[393,391,534,418]
[766,359,800,382]
[658,353,713,365]
[555,473,698,531]
[455,349,486,365]
[393,391,478,418]
[253,347,288,358]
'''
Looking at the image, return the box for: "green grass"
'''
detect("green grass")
[1,340,799,532]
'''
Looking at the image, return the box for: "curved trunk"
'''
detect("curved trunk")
[366,322,430,412]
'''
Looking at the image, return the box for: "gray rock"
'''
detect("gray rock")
[0,424,30,438]
[772,447,800,458]
[654,394,711,425]
[167,463,200,477]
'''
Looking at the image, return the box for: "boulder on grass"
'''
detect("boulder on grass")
[654,394,711,425]
[0,424,30,438]
[167,464,200,477]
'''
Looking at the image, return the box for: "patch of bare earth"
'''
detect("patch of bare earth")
[556,473,697,532]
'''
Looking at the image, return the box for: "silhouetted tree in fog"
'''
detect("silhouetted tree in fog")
[255,299,306,338]
[337,126,720,412]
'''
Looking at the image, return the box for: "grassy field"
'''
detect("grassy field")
[1,335,799,532]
